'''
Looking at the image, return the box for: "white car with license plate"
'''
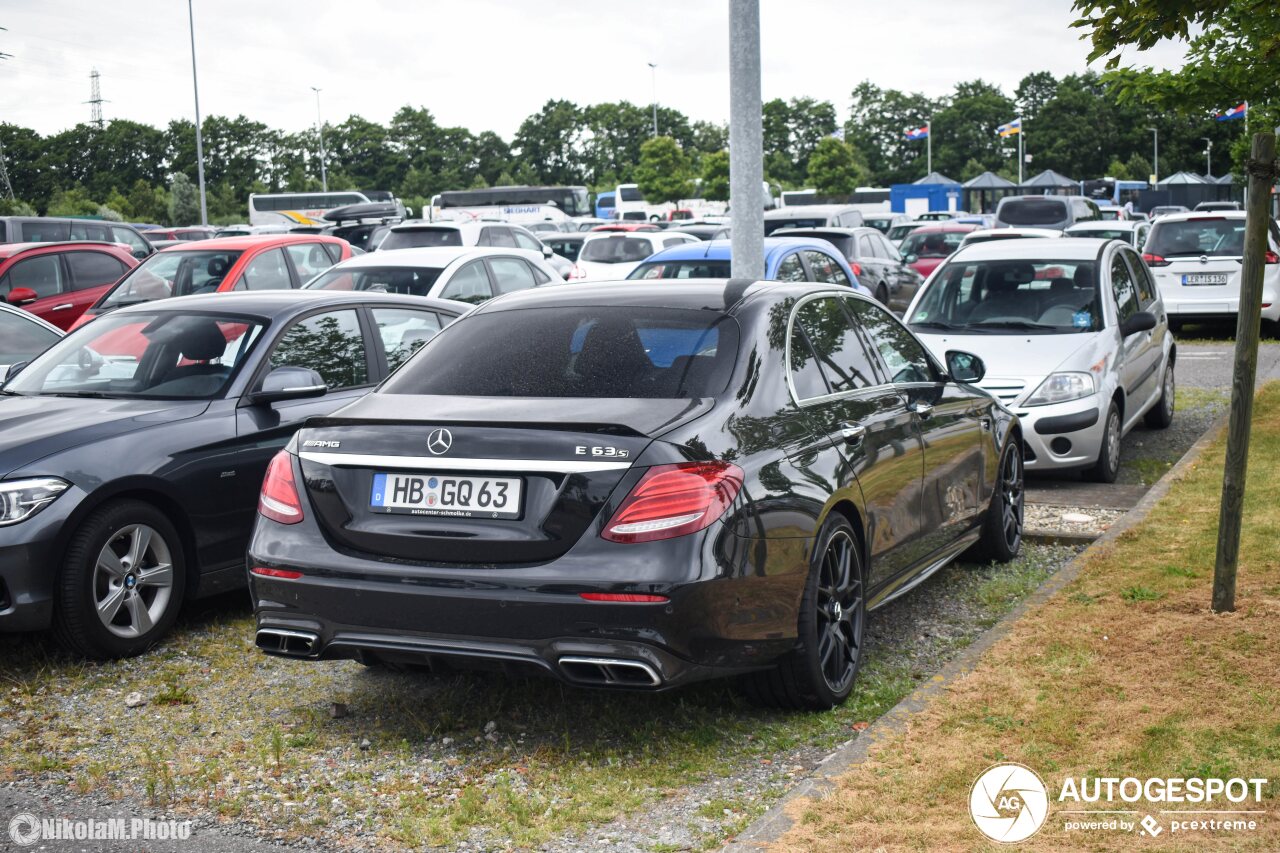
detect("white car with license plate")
[906,238,1175,482]
[1064,219,1151,249]
[568,231,698,281]
[1140,211,1280,329]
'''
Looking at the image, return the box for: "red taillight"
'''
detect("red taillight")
[602,461,744,544]
[258,450,303,524]
[568,263,587,280]
[1142,253,1170,267]
[579,592,669,603]
[251,566,303,580]
[850,263,862,277]
[1265,251,1279,265]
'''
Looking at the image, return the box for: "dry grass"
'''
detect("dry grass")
[775,384,1280,852]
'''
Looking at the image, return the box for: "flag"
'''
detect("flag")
[996,118,1022,137]
[904,126,929,140]
[1215,103,1247,121]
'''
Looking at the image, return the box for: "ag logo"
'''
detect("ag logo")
[426,428,453,455]
[970,763,1049,843]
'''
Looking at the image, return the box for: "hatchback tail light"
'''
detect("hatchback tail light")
[602,461,744,544]
[259,450,304,524]
[568,264,587,280]
[850,263,862,277]
[1142,253,1170,267]
[1266,251,1279,265]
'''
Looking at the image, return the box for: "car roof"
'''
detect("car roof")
[155,234,343,252]
[906,223,981,234]
[951,237,1114,262]
[764,205,855,218]
[329,246,544,269]
[1066,220,1140,231]
[103,289,469,320]
[1150,210,1247,223]
[469,278,847,315]
[0,241,133,259]
[636,237,844,263]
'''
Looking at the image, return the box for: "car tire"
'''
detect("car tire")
[1144,361,1175,429]
[875,283,889,306]
[974,438,1024,563]
[739,515,865,711]
[1087,402,1122,484]
[52,500,187,660]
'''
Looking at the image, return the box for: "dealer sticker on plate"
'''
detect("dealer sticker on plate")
[370,473,522,519]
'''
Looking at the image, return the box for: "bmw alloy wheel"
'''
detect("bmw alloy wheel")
[93,524,175,639]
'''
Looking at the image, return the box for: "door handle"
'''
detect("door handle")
[909,400,934,419]
[52,303,74,311]
[839,424,866,446]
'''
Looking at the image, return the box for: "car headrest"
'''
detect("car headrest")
[207,257,229,277]
[993,262,1035,286]
[175,321,227,361]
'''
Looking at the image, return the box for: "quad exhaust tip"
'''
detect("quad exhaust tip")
[558,656,662,687]
[256,628,320,657]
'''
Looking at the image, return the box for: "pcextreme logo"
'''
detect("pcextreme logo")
[969,764,1270,843]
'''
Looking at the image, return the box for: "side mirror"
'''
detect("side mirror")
[248,366,327,405]
[904,253,919,264]
[1119,310,1157,337]
[945,350,986,383]
[5,361,29,382]
[8,287,38,306]
[542,244,554,259]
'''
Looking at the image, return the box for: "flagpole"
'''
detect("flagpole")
[926,121,932,176]
[1018,119,1024,185]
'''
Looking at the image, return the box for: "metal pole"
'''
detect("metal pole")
[926,120,932,176]
[187,0,207,226]
[648,62,658,137]
[1201,137,1212,178]
[312,86,327,192]
[1148,127,1159,184]
[728,0,763,280]
[1017,122,1024,185]
[1213,131,1277,612]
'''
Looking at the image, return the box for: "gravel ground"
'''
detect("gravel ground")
[1024,503,1124,536]
[0,546,1081,853]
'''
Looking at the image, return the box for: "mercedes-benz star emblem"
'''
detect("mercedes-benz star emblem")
[427,428,453,455]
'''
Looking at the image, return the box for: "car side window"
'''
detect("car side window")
[488,257,538,295]
[3,255,66,298]
[69,221,110,242]
[795,297,879,396]
[320,242,343,264]
[876,234,902,261]
[775,252,806,282]
[371,307,444,373]
[511,229,542,252]
[65,251,129,291]
[857,235,877,260]
[110,226,150,258]
[788,318,831,400]
[439,261,494,304]
[283,243,333,284]
[847,298,933,384]
[21,221,70,243]
[1110,252,1139,322]
[663,237,687,248]
[240,248,293,290]
[1124,252,1157,308]
[487,227,518,248]
[267,309,368,389]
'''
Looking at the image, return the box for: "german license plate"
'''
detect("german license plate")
[370,473,522,519]
[1182,273,1228,285]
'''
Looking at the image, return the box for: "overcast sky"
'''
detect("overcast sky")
[0,1,1190,138]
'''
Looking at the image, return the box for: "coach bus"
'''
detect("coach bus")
[430,185,591,226]
[249,191,372,226]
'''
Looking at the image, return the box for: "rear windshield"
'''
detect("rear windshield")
[628,260,732,279]
[580,236,655,263]
[998,199,1069,226]
[1146,219,1246,257]
[381,307,739,399]
[100,250,244,308]
[910,259,1103,334]
[900,231,964,258]
[306,265,443,295]
[765,218,827,235]
[379,228,462,250]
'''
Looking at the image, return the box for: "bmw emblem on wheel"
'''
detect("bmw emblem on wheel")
[427,428,453,455]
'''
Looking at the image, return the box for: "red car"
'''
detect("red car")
[72,234,351,330]
[591,223,661,232]
[140,226,218,242]
[897,223,980,278]
[0,242,138,330]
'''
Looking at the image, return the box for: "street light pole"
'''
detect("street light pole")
[186,0,207,226]
[648,62,658,137]
[728,0,763,280]
[1148,127,1159,183]
[311,86,327,192]
[1202,136,1213,178]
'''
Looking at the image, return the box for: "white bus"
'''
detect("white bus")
[430,185,590,227]
[248,191,371,226]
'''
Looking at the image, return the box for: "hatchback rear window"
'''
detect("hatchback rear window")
[580,237,655,263]
[1146,219,1246,257]
[628,260,731,279]
[381,307,739,399]
[998,199,1069,225]
[765,218,827,235]
[379,229,463,250]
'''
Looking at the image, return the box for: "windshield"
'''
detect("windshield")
[888,224,921,241]
[305,265,444,295]
[580,236,655,263]
[627,260,731,279]
[381,307,739,399]
[100,250,244,309]
[379,229,462,250]
[909,259,1102,334]
[900,231,965,258]
[998,199,1069,226]
[618,187,643,202]
[5,311,265,399]
[1146,219,1246,257]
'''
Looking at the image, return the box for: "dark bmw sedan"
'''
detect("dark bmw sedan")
[249,280,1023,709]
[0,290,465,658]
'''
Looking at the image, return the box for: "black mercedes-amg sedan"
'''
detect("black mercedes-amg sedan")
[0,290,465,658]
[248,280,1023,709]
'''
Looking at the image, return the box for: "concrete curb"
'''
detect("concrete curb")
[724,411,1231,852]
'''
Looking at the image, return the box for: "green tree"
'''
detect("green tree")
[807,137,866,195]
[699,150,730,201]
[1126,153,1155,183]
[126,179,169,224]
[47,186,100,216]
[845,81,942,185]
[1106,157,1131,180]
[931,80,1018,179]
[634,136,693,203]
[168,172,201,225]
[0,199,37,216]
[512,99,584,185]
[1014,72,1058,124]
[959,158,987,181]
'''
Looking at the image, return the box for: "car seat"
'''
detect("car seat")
[194,257,229,294]
[969,263,1035,322]
[148,320,231,395]
[573,320,653,395]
